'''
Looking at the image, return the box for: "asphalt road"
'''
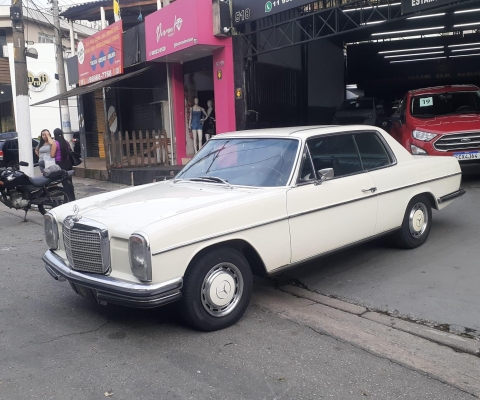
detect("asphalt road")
[283,171,480,337]
[0,204,476,400]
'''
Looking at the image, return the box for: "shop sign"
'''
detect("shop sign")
[401,0,465,14]
[27,71,49,92]
[77,20,124,87]
[232,0,314,26]
[145,0,198,61]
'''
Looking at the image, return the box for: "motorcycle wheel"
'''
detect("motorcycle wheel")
[38,187,72,215]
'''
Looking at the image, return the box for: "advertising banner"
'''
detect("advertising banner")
[145,0,198,61]
[77,20,124,86]
[232,0,314,26]
[402,0,464,14]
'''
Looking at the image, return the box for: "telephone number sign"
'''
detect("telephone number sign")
[233,0,314,26]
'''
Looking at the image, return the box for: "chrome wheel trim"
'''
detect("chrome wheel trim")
[201,262,244,318]
[409,202,428,239]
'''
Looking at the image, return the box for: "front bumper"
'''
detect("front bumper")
[43,250,183,308]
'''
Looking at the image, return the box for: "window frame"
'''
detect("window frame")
[38,33,54,44]
[353,130,397,173]
[295,130,397,186]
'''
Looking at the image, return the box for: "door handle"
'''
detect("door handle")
[361,187,377,193]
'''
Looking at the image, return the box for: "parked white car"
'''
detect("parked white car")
[43,126,465,331]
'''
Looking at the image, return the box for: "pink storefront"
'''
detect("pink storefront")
[145,0,235,165]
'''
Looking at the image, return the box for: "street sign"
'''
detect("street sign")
[401,0,466,14]
[233,0,314,26]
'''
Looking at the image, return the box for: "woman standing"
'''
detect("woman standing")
[35,129,57,173]
[53,128,76,200]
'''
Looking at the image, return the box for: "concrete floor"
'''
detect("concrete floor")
[282,171,480,337]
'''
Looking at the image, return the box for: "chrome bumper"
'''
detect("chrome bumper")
[43,250,182,308]
[438,189,466,204]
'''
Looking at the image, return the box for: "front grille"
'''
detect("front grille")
[63,218,110,274]
[433,131,480,152]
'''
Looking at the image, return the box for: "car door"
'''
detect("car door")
[354,130,404,234]
[287,133,378,264]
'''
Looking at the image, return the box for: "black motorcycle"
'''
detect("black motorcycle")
[0,161,73,219]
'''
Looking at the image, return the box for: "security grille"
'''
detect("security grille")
[63,224,108,274]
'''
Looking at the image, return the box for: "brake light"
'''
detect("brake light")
[0,150,3,160]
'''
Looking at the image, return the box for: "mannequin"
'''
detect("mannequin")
[204,100,216,141]
[189,98,207,153]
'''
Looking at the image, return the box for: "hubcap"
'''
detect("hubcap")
[409,202,428,239]
[201,262,244,317]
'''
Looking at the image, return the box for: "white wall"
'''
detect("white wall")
[8,43,79,138]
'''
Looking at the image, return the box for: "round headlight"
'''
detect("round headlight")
[44,213,59,250]
[129,233,152,282]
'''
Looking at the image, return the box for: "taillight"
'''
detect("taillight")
[0,150,3,160]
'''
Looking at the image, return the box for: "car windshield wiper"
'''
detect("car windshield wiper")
[189,176,233,189]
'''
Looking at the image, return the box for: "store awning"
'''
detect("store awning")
[31,67,151,106]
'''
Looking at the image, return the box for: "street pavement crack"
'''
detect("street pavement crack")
[21,319,111,348]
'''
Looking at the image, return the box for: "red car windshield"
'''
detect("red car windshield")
[411,91,480,118]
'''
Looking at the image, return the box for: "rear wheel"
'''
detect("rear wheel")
[180,248,253,331]
[38,187,71,215]
[394,195,432,249]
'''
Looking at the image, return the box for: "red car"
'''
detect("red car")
[390,85,480,164]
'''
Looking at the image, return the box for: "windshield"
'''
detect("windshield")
[176,138,299,187]
[339,99,374,111]
[411,91,480,118]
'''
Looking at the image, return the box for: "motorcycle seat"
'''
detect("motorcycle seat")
[29,175,51,187]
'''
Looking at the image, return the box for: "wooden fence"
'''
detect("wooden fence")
[105,130,170,169]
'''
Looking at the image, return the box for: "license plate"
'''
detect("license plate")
[453,151,480,160]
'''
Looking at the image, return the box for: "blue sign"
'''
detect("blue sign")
[90,54,97,71]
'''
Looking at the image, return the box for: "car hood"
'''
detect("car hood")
[58,181,274,237]
[411,114,480,133]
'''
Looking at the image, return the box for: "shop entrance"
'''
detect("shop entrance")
[183,56,216,157]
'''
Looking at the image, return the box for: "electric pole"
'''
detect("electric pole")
[10,0,34,176]
[52,0,72,142]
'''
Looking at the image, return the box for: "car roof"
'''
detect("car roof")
[410,85,480,96]
[217,125,378,139]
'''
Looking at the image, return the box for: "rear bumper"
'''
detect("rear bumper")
[43,250,182,308]
[438,189,466,204]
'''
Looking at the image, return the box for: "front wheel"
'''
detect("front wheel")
[38,187,72,215]
[394,195,432,249]
[180,248,253,331]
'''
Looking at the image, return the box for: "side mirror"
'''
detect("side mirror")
[317,168,334,184]
[19,161,29,167]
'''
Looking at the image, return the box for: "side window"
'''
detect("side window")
[354,132,392,171]
[307,134,363,178]
[299,147,314,182]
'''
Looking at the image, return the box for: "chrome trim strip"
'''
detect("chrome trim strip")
[375,172,461,197]
[268,227,400,275]
[152,172,461,257]
[438,189,466,204]
[289,172,461,219]
[43,250,183,303]
[152,216,288,256]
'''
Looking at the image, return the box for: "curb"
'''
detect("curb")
[279,285,480,358]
